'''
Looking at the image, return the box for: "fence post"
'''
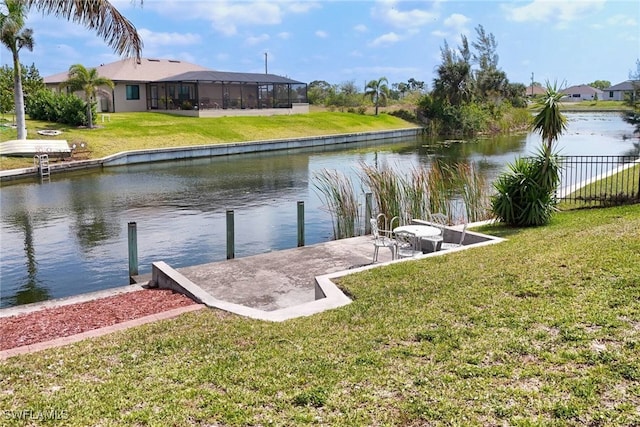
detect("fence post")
[297,201,305,247]
[364,192,372,234]
[128,222,138,278]
[226,210,235,259]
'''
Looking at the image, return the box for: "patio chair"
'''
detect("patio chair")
[395,230,421,259]
[441,222,468,250]
[422,212,447,252]
[370,218,396,262]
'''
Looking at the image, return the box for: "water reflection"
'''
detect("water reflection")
[0,112,635,308]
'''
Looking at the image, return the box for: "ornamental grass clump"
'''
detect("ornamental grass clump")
[312,169,360,239]
[315,160,490,235]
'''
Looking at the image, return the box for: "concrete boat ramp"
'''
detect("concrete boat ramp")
[140,225,502,322]
[0,225,501,324]
[143,235,395,322]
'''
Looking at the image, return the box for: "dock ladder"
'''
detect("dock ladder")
[33,154,50,180]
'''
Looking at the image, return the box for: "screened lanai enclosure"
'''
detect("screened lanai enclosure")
[150,71,308,115]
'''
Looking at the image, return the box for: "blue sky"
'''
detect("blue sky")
[2,0,639,90]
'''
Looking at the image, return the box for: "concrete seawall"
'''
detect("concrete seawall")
[0,128,422,181]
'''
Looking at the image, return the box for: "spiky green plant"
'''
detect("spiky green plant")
[491,156,557,226]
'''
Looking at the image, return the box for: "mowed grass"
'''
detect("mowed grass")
[1,204,638,425]
[0,111,417,170]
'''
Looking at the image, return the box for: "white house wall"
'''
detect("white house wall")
[112,82,148,112]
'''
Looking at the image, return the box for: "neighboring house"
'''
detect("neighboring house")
[561,84,603,101]
[525,85,546,97]
[601,80,640,101]
[43,58,309,116]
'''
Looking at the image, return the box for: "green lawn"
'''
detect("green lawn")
[0,112,418,171]
[1,204,638,426]
[559,100,630,111]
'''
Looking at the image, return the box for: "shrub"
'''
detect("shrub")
[26,89,89,126]
[389,108,417,122]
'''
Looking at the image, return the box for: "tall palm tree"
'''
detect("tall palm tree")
[60,64,114,129]
[0,0,33,139]
[1,0,142,140]
[365,76,389,116]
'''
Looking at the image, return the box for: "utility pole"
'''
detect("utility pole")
[265,52,268,74]
[531,72,534,96]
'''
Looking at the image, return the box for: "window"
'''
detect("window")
[126,85,140,100]
[609,91,614,98]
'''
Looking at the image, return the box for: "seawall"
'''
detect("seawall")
[0,128,422,182]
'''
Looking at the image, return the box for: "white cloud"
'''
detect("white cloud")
[138,29,201,47]
[287,2,322,14]
[443,13,470,33]
[150,1,284,36]
[277,32,291,40]
[369,32,401,47]
[245,34,270,46]
[350,50,364,58]
[354,24,368,33]
[431,30,447,38]
[315,30,329,38]
[503,0,606,27]
[371,0,438,29]
[606,14,637,27]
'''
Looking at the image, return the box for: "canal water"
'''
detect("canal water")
[0,112,636,307]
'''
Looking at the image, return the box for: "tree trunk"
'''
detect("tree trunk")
[12,49,27,140]
[86,102,93,129]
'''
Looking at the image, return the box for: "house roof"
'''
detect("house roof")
[524,85,546,96]
[157,70,305,85]
[603,80,640,91]
[561,84,602,95]
[44,58,210,84]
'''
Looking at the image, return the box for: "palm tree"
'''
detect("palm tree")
[1,0,142,140]
[25,0,143,59]
[364,76,389,116]
[60,64,114,129]
[0,0,33,139]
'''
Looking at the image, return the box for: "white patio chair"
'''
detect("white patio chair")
[395,230,421,259]
[441,222,468,250]
[370,218,396,262]
[422,212,447,252]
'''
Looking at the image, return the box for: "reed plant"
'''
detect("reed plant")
[449,162,490,222]
[358,162,403,221]
[314,160,491,237]
[401,166,431,223]
[425,160,451,218]
[312,169,360,239]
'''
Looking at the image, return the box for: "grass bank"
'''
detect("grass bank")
[558,100,630,112]
[1,204,638,425]
[0,111,418,171]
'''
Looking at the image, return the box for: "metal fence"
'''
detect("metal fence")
[556,155,640,205]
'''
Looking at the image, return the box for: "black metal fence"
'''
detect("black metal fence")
[556,155,640,205]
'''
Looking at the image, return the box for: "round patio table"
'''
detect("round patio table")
[393,225,440,237]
